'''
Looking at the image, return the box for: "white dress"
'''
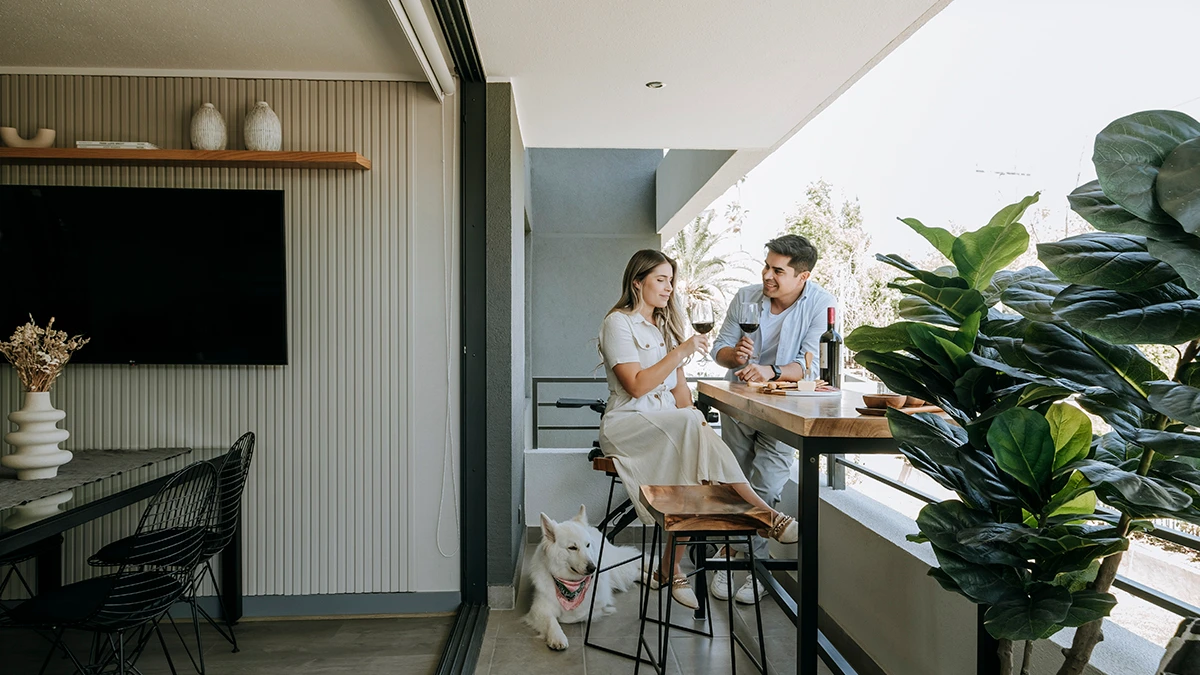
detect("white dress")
[597,311,748,524]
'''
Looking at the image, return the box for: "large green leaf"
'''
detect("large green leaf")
[1147,381,1200,426]
[1051,283,1200,345]
[886,408,966,467]
[1000,277,1068,323]
[1038,233,1182,292]
[988,408,1056,493]
[1070,459,1193,512]
[1021,322,1168,401]
[1147,237,1200,295]
[1078,392,1149,443]
[931,549,1025,605]
[1133,430,1200,460]
[988,267,1061,306]
[958,448,1029,510]
[1092,431,1144,471]
[876,254,969,289]
[1061,590,1119,628]
[899,295,959,326]
[1068,180,1191,241]
[984,584,1072,640]
[1157,136,1200,233]
[845,323,916,353]
[1046,403,1092,471]
[1046,471,1097,519]
[889,282,987,322]
[952,196,1036,290]
[1093,110,1200,223]
[916,501,1027,567]
[900,217,956,260]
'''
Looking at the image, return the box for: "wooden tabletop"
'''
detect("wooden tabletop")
[698,381,894,439]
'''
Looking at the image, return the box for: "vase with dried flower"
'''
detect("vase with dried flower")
[0,317,89,480]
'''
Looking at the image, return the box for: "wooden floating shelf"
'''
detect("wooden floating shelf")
[0,148,371,170]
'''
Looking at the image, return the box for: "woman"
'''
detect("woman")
[598,249,798,609]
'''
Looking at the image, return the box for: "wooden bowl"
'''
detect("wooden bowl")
[905,396,926,408]
[862,394,907,409]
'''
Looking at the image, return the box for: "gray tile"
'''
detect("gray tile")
[669,636,764,675]
[474,637,497,675]
[489,637,585,675]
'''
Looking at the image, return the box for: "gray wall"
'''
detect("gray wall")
[0,74,461,604]
[528,149,663,383]
[655,148,735,231]
[484,82,526,587]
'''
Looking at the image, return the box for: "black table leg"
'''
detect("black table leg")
[799,442,819,675]
[35,537,62,593]
[221,511,243,623]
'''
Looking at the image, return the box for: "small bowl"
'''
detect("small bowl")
[905,396,926,408]
[862,394,907,409]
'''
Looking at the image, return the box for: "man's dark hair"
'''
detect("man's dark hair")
[765,234,818,275]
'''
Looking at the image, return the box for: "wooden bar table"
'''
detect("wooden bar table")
[697,381,901,675]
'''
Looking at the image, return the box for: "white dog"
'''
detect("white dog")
[523,505,640,650]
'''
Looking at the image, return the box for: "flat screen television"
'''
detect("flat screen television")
[0,185,288,365]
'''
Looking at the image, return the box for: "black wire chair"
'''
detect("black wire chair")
[88,432,256,673]
[0,460,218,675]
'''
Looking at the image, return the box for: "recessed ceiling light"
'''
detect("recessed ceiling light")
[645,81,664,89]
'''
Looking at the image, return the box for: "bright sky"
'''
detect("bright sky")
[708,0,1200,260]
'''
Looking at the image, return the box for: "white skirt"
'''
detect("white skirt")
[599,406,748,524]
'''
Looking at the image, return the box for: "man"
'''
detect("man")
[709,234,837,603]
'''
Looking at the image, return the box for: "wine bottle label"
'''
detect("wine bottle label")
[820,343,828,368]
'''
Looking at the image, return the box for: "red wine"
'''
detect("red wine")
[819,307,842,388]
[738,322,759,333]
[692,322,714,334]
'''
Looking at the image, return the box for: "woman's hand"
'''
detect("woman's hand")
[683,332,712,359]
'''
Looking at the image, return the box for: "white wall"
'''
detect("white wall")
[0,74,460,600]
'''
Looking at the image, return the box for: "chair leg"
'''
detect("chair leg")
[634,524,662,675]
[745,539,767,674]
[192,588,207,675]
[725,544,737,675]
[660,535,678,673]
[156,622,180,675]
[202,558,239,651]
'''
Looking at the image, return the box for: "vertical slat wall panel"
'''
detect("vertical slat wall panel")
[0,74,461,599]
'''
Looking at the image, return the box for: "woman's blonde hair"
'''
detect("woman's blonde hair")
[607,249,688,349]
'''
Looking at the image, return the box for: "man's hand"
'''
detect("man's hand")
[736,364,772,383]
[732,336,754,366]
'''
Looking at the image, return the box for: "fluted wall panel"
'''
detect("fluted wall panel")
[0,74,461,599]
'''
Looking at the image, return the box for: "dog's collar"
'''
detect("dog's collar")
[552,574,592,612]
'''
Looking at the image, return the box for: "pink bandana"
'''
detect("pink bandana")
[553,575,592,612]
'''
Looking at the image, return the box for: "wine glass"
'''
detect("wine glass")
[738,301,760,365]
[689,298,715,364]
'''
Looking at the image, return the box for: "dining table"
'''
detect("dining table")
[697,381,937,675]
[0,446,241,621]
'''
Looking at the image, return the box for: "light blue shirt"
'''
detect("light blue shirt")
[711,282,838,381]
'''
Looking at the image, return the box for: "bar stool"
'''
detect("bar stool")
[635,484,770,675]
[584,457,713,664]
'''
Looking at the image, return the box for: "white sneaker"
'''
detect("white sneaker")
[707,547,743,601]
[734,576,768,604]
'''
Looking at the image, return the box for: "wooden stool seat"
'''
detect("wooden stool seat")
[639,484,774,534]
[592,455,618,475]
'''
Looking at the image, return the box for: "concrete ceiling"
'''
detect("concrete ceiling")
[0,0,427,80]
[466,0,950,149]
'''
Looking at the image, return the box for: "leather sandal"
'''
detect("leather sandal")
[760,513,799,544]
[642,564,699,610]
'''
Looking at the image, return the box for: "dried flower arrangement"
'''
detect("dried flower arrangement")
[0,317,90,392]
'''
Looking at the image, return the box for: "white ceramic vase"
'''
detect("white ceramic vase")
[0,127,56,148]
[190,103,227,151]
[1,391,72,480]
[244,101,281,151]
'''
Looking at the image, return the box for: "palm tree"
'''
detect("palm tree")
[665,210,752,314]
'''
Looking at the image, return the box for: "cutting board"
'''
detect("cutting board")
[855,405,943,416]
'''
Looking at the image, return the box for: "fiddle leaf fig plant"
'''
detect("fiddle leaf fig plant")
[846,109,1200,675]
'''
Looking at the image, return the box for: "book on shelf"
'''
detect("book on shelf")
[75,141,160,150]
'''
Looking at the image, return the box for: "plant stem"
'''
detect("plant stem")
[1174,339,1199,381]
[998,639,1015,675]
[1020,640,1035,675]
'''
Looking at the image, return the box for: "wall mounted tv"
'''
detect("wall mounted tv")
[0,185,288,365]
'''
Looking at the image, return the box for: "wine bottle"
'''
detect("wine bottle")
[819,306,842,388]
